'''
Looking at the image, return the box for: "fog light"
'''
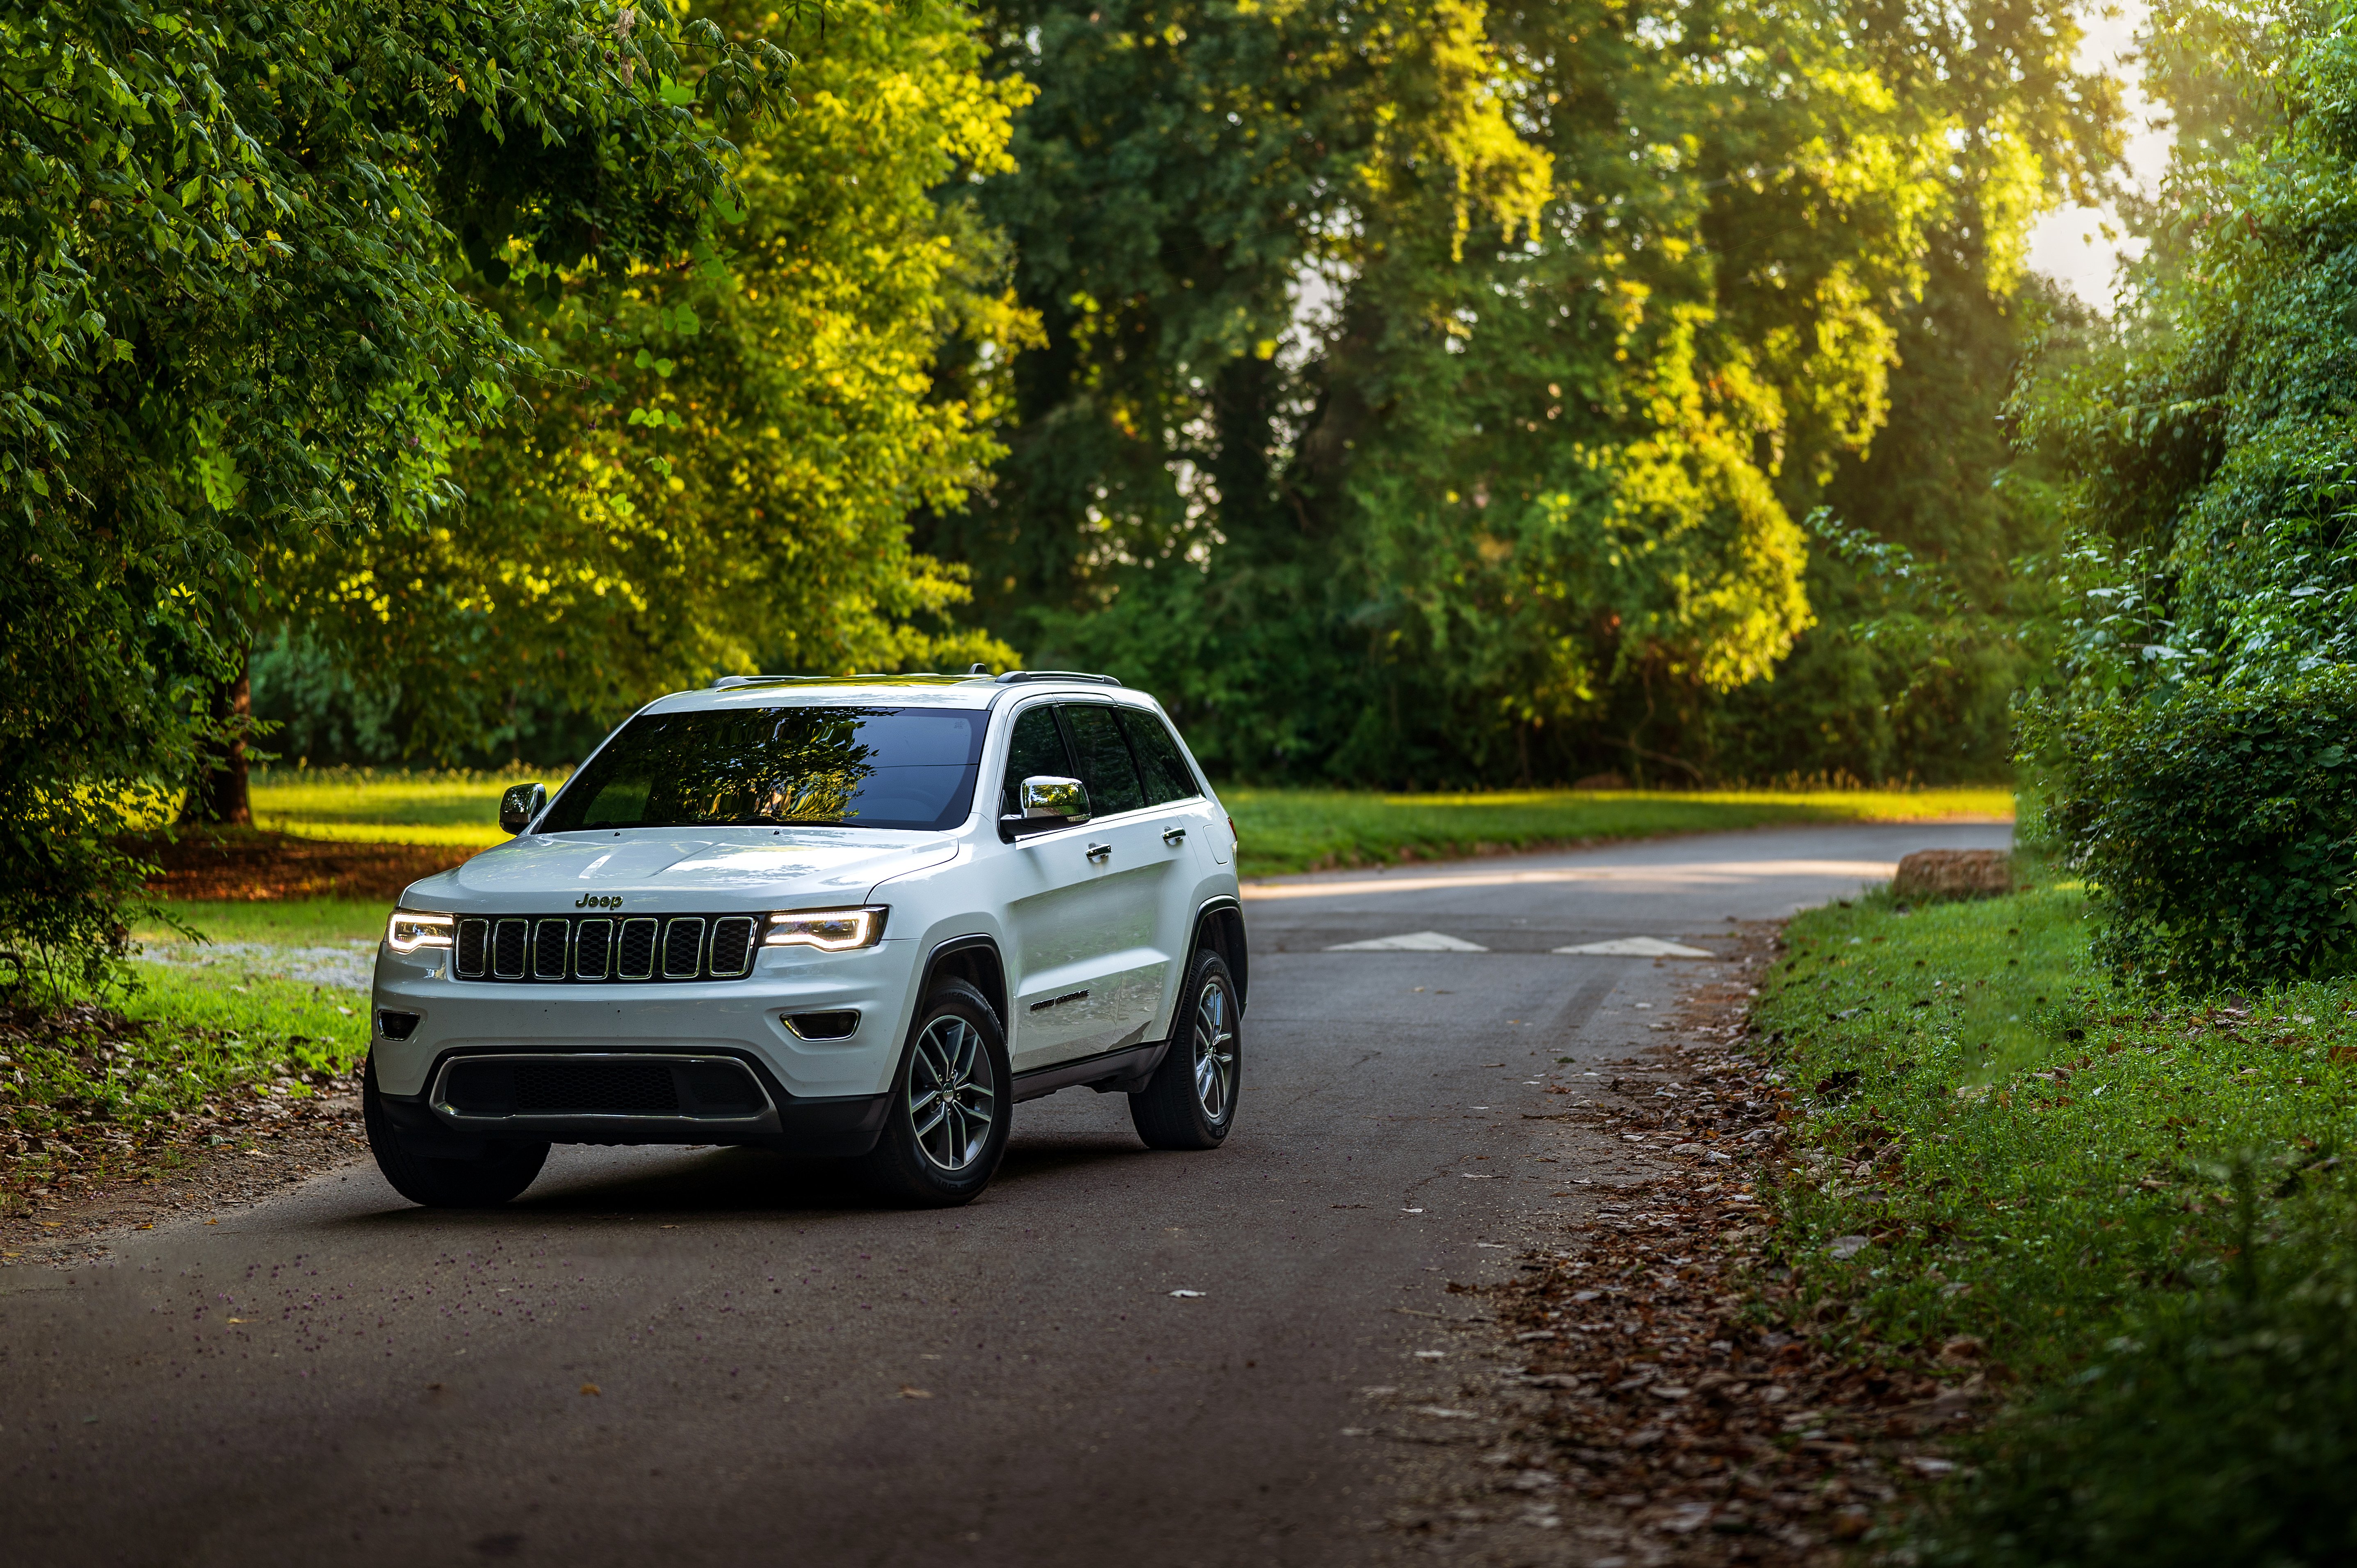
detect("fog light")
[376,1009,422,1041]
[783,1010,860,1041]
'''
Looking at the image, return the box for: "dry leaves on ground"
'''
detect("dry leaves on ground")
[130,829,474,901]
[1368,929,1986,1565]
[0,1007,370,1264]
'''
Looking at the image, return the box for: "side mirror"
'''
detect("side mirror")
[499,782,548,836]
[999,775,1091,839]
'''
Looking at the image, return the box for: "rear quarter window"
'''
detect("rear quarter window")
[1117,709,1203,806]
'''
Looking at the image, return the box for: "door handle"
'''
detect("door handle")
[1086,841,1113,862]
[1161,826,1187,846]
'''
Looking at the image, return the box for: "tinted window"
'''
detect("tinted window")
[999,704,1074,816]
[1062,704,1145,816]
[542,706,983,834]
[1117,709,1201,805]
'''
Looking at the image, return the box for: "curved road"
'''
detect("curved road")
[1,823,2008,1566]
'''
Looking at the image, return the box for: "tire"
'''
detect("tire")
[857,978,1013,1207]
[1130,947,1240,1151]
[363,1054,550,1209]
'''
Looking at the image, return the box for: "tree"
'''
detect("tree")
[924,0,2117,785]
[0,0,789,988]
[251,0,1035,765]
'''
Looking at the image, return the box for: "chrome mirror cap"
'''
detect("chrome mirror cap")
[1000,775,1091,839]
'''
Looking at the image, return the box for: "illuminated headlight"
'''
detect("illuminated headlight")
[386,909,456,953]
[764,906,887,951]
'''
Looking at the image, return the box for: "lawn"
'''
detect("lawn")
[242,768,2012,871]
[1225,784,2011,876]
[247,766,556,847]
[1751,878,2357,1560]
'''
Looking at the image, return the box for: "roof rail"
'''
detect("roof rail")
[994,670,1123,686]
[710,672,959,689]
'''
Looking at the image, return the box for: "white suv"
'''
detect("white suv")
[365,672,1246,1208]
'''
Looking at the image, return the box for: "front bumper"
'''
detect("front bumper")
[371,1048,890,1157]
[368,937,918,1151]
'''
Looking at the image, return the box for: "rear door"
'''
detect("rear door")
[1112,704,1230,1035]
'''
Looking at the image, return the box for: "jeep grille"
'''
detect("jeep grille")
[452,914,762,984]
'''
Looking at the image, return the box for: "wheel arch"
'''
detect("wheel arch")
[921,935,1010,1027]
[1189,896,1249,1012]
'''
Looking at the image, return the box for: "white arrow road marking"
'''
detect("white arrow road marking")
[1554,937,1718,958]
[1325,931,1489,952]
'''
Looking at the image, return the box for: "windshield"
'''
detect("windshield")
[540,706,985,834]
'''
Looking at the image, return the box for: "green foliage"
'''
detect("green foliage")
[926,0,2115,786]
[2005,0,2357,980]
[2042,671,2357,987]
[1760,881,2357,1561]
[261,0,1034,759]
[0,0,792,982]
[1921,1201,2357,1567]
[1752,882,2357,1376]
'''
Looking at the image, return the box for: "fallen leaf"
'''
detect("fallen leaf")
[897,1385,933,1399]
[580,1383,601,1396]
[1826,1234,1871,1259]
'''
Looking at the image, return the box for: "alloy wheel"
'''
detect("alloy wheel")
[908,1014,996,1172]
[1191,979,1237,1122]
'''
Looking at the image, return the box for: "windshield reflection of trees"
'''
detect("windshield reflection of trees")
[637,708,883,827]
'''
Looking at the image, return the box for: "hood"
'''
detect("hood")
[400,827,959,913]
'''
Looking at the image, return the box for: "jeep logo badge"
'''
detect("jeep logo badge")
[574,894,625,909]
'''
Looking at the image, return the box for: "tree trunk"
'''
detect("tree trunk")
[180,654,254,827]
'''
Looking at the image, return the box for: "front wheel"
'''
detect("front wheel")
[858,978,1013,1207]
[362,1055,549,1208]
[1130,948,1241,1150]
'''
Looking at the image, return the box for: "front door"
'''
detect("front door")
[999,702,1177,1072]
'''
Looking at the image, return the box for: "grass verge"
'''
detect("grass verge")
[247,765,555,847]
[1751,878,2357,1561]
[227,771,2014,873]
[1227,786,2011,877]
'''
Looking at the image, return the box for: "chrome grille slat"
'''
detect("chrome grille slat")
[446,914,760,985]
[456,919,489,978]
[709,916,758,978]
[492,918,529,980]
[618,917,658,980]
[662,918,707,980]
[532,919,569,980]
[575,918,612,980]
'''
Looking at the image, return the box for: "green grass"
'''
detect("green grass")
[246,765,559,847]
[133,898,391,946]
[4,968,368,1146]
[223,772,2017,874]
[1751,882,2357,1371]
[1226,785,2013,876]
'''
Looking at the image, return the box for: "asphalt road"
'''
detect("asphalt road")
[1,823,2009,1567]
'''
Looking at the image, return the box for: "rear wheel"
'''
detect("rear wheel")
[858,978,1012,1207]
[1130,948,1240,1150]
[363,1055,549,1208]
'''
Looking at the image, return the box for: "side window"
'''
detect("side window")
[1061,704,1146,817]
[1116,709,1202,806]
[1000,704,1074,816]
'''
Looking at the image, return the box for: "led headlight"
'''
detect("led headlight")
[763,906,888,951]
[386,909,456,953]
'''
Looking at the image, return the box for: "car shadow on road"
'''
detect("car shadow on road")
[333,1134,1163,1227]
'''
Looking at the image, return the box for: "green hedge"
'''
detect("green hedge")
[2041,671,2357,988]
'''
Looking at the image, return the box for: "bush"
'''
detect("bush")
[1920,1171,2357,1568]
[2038,670,2357,988]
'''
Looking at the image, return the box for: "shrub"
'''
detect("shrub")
[2037,670,2357,988]
[1919,1169,2357,1567]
